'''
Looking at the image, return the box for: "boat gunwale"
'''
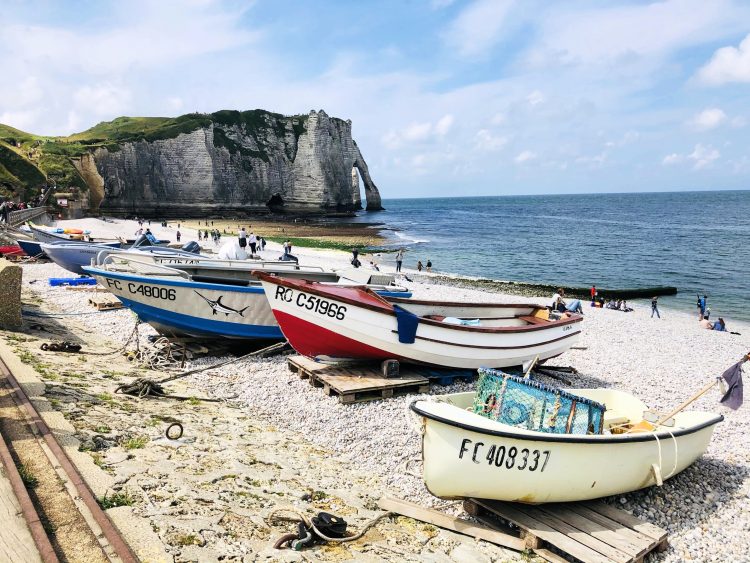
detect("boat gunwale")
[389,328,582,350]
[84,266,266,294]
[255,273,584,334]
[410,400,724,444]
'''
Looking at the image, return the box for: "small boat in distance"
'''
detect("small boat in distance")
[411,389,723,503]
[255,273,583,368]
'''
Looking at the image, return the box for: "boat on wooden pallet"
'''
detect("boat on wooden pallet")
[82,259,411,341]
[410,389,723,503]
[255,272,583,369]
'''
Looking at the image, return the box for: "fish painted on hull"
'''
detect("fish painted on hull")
[194,291,249,317]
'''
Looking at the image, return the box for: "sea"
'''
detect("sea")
[347,190,750,323]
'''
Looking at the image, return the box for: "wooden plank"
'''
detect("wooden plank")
[567,505,656,551]
[584,501,667,543]
[314,371,428,393]
[527,505,636,562]
[472,499,614,563]
[540,504,646,559]
[533,548,570,563]
[378,496,525,551]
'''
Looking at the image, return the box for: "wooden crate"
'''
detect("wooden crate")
[88,296,123,311]
[465,498,668,563]
[287,355,429,404]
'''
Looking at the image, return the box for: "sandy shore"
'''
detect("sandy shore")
[3,217,750,562]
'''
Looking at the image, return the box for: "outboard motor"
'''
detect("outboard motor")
[181,241,201,254]
[131,234,151,248]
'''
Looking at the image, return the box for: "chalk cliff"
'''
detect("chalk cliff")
[0,109,382,215]
[94,110,382,216]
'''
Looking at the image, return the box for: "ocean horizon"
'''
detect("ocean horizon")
[348,189,750,324]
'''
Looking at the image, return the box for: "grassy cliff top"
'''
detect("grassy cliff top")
[0,109,312,195]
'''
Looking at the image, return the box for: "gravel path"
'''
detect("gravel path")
[20,259,750,562]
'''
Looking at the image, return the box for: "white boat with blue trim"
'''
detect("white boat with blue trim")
[411,389,723,503]
[82,259,411,340]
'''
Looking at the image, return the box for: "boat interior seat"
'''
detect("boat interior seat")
[603,410,630,427]
[518,315,549,325]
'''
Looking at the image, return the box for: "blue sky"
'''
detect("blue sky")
[1,0,750,198]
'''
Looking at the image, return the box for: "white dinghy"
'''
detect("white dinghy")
[411,385,723,504]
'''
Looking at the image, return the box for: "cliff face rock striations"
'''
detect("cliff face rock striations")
[94,110,382,216]
[0,109,382,216]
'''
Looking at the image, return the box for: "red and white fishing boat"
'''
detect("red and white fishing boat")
[255,273,583,369]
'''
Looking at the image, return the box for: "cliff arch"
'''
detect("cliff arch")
[352,142,383,211]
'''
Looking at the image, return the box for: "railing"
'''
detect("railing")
[7,206,50,228]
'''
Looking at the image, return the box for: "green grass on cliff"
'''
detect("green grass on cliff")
[0,109,313,196]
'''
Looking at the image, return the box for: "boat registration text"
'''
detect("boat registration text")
[105,279,176,301]
[273,286,346,320]
[459,438,550,472]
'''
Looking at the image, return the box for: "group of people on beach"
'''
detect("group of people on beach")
[238,227,265,254]
[695,294,729,332]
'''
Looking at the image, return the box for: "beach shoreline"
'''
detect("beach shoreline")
[1,218,749,561]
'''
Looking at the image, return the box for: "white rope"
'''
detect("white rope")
[664,430,679,479]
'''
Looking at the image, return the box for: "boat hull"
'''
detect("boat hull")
[412,396,723,503]
[260,279,581,368]
[42,242,122,275]
[84,268,283,340]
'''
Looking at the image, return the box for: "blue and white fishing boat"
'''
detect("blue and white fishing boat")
[43,239,197,275]
[83,258,411,340]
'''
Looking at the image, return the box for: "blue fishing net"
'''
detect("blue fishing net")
[473,368,605,435]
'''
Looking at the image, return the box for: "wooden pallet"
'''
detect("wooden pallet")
[409,366,477,386]
[88,296,123,311]
[465,498,668,563]
[287,355,429,404]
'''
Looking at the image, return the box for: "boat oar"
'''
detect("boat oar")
[629,352,749,433]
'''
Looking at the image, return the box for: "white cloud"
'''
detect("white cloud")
[662,153,684,165]
[526,90,545,106]
[167,97,184,111]
[661,144,720,169]
[697,33,750,85]
[474,129,508,151]
[434,114,455,136]
[689,108,727,130]
[74,84,132,116]
[382,115,454,149]
[689,144,720,169]
[0,110,40,131]
[514,150,537,163]
[443,0,514,57]
[532,0,747,67]
[490,112,506,125]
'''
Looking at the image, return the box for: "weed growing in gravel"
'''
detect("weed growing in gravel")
[18,464,39,488]
[175,533,202,546]
[94,424,111,433]
[186,396,200,406]
[122,436,149,450]
[99,490,134,509]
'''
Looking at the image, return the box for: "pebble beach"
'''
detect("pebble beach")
[3,217,750,562]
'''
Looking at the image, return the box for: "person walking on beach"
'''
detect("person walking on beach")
[238,227,247,249]
[283,240,289,256]
[590,285,597,302]
[417,260,423,272]
[697,294,708,319]
[198,230,202,242]
[287,240,293,254]
[249,232,257,254]
[351,248,361,268]
[176,230,181,242]
[426,259,432,272]
[395,249,404,272]
[260,237,266,251]
[651,296,661,318]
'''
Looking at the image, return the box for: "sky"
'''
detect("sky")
[1,0,750,199]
